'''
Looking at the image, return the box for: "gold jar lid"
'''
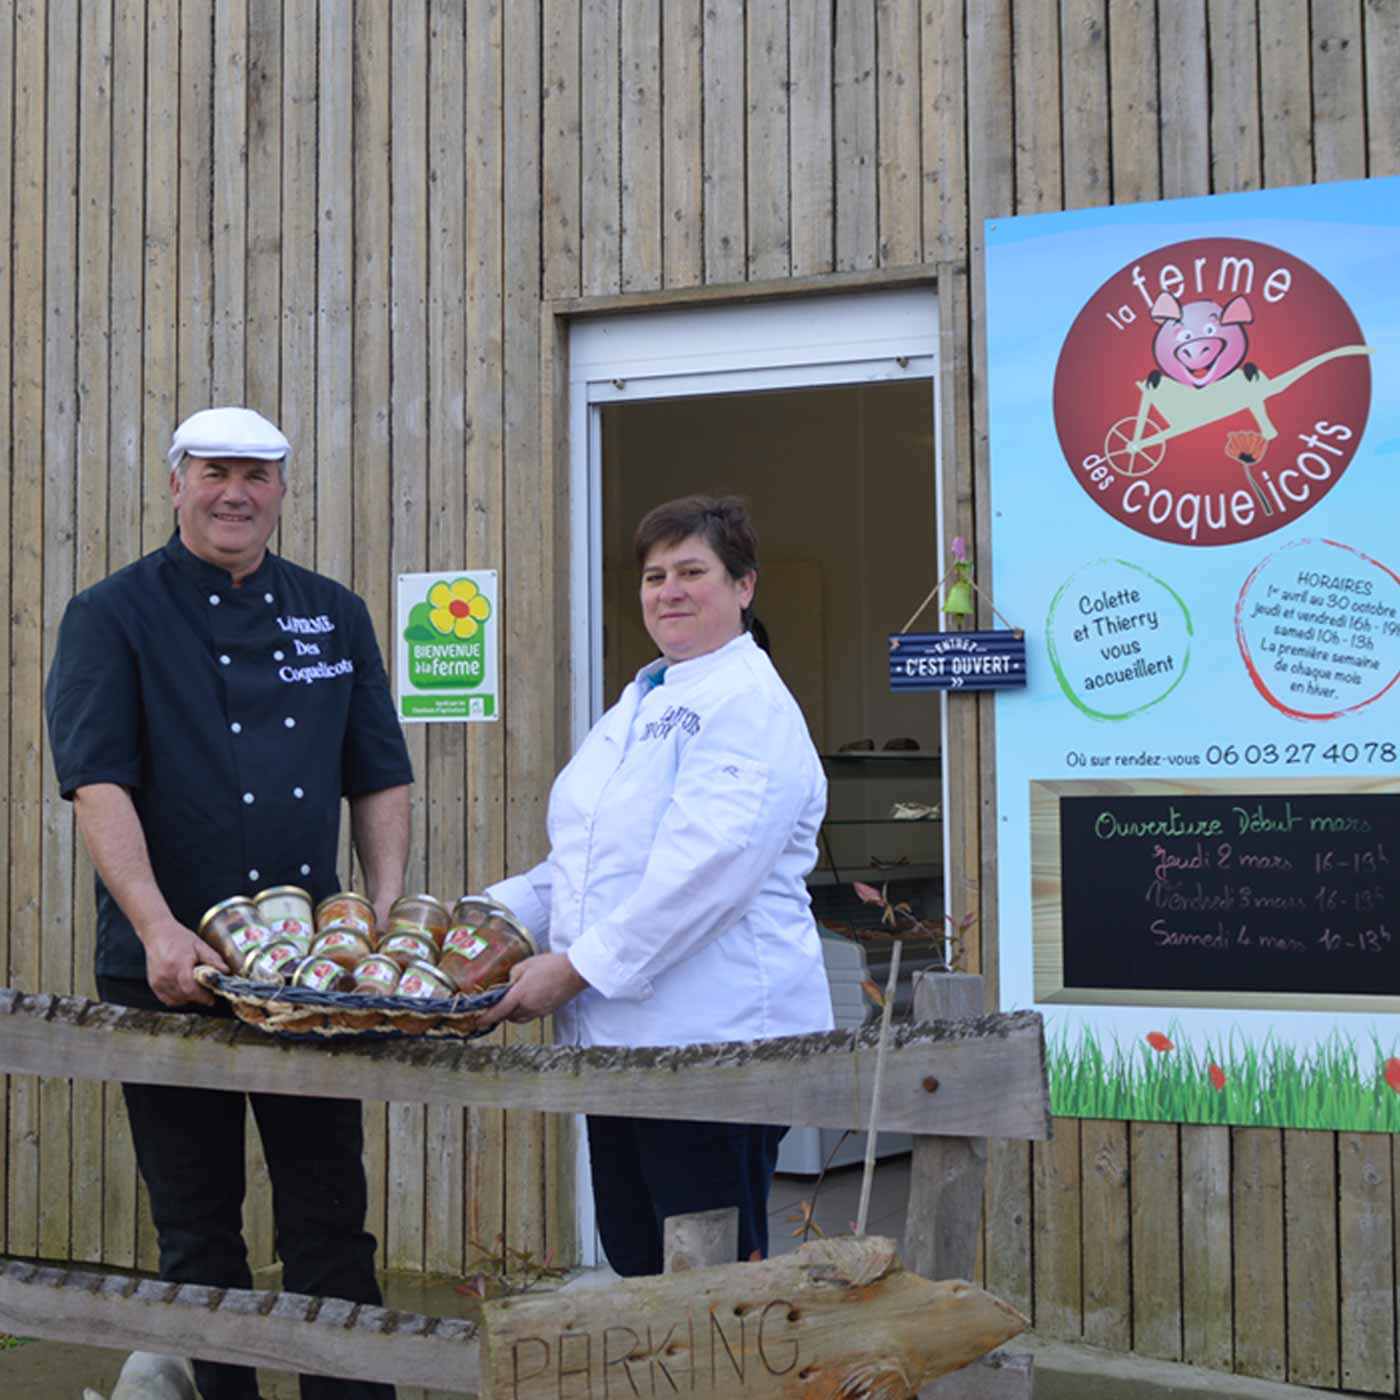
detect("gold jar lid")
[484,911,536,956]
[389,892,451,918]
[197,895,257,938]
[315,890,375,918]
[255,885,312,904]
[399,959,456,998]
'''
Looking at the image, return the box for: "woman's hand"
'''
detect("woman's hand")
[480,953,589,1028]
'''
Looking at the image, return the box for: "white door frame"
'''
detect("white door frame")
[563,286,942,1264]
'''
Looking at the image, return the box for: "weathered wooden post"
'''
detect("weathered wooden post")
[663,1207,739,1273]
[905,972,1035,1399]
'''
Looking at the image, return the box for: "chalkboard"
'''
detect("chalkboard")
[1031,780,1400,1009]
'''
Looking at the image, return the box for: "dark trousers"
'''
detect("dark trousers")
[586,1114,787,1277]
[101,977,394,1400]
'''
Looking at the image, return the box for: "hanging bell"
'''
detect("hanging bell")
[943,562,975,617]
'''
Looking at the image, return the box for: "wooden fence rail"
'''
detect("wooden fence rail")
[0,973,1045,1396]
[0,988,1049,1139]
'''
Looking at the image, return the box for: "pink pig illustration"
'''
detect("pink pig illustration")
[1147,292,1257,389]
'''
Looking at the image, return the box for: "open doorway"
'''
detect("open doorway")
[565,287,946,1227]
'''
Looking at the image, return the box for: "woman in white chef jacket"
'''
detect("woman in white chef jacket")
[480,495,834,1276]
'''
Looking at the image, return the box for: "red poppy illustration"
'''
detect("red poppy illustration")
[1208,1064,1226,1092]
[1384,1058,1400,1095]
[1146,1032,1174,1053]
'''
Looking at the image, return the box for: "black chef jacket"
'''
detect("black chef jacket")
[46,533,414,979]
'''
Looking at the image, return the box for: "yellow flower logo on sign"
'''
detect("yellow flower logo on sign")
[428,578,492,639]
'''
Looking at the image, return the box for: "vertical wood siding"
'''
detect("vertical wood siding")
[5,1,1399,1388]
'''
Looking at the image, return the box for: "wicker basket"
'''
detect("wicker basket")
[194,967,507,1041]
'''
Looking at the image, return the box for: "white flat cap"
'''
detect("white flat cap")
[168,407,291,469]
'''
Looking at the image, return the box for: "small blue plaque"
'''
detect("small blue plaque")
[889,629,1027,692]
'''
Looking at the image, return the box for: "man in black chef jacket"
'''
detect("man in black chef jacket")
[46,406,412,1400]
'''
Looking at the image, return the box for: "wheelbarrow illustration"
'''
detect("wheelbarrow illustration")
[1103,343,1374,479]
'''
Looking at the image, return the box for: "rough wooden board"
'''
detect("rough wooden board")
[1158,0,1209,198]
[350,0,393,1273]
[0,1259,481,1391]
[423,0,468,1280]
[1059,0,1108,209]
[581,0,620,295]
[108,0,146,572]
[212,0,247,403]
[1107,0,1160,204]
[176,0,213,419]
[66,267,99,1246]
[905,975,988,1285]
[703,0,745,283]
[746,0,790,280]
[504,0,553,1271]
[1129,1122,1182,1361]
[466,0,513,1265]
[621,0,661,292]
[1338,1133,1394,1393]
[921,0,968,264]
[387,0,432,1273]
[141,0,178,558]
[1207,0,1262,193]
[1079,1120,1128,1352]
[1011,0,1061,215]
[316,0,355,588]
[42,0,81,1265]
[661,0,702,287]
[9,0,47,1261]
[1282,1129,1338,1390]
[1185,1119,1236,1376]
[0,12,13,1257]
[1259,0,1313,189]
[1232,1128,1285,1381]
[789,0,833,277]
[664,1207,737,1273]
[542,0,582,300]
[833,0,876,272]
[245,0,281,420]
[967,0,1010,988]
[983,1141,1031,1322]
[1311,0,1366,183]
[0,991,1049,1139]
[876,0,919,267]
[1031,1128,1081,1340]
[276,0,317,572]
[480,1237,1027,1400]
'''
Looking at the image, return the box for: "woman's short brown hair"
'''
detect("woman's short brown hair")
[633,494,760,630]
[633,494,758,576]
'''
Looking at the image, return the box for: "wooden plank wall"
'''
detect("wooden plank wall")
[3,0,1398,1390]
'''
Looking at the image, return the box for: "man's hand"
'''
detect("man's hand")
[479,953,588,1029]
[141,917,229,1007]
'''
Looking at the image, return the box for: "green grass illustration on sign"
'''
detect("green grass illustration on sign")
[1050,1021,1400,1131]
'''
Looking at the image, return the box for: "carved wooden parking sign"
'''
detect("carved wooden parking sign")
[481,1237,1025,1400]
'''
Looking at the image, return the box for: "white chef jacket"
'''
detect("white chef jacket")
[488,631,835,1048]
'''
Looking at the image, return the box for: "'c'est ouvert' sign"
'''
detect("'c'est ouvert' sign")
[889,629,1028,692]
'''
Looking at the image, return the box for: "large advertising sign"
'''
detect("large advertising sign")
[986,176,1400,1131]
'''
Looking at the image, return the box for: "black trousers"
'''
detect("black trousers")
[101,976,395,1400]
[586,1114,787,1277]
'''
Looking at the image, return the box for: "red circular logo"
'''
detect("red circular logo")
[1053,238,1371,547]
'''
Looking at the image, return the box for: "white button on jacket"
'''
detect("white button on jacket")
[490,632,835,1049]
